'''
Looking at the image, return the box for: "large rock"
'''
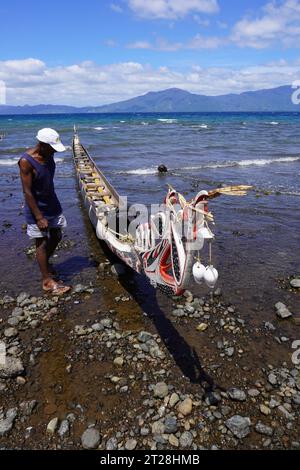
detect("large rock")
[225,415,251,439]
[81,428,101,449]
[0,356,24,379]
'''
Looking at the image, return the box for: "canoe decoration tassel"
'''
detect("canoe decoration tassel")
[72,128,251,296]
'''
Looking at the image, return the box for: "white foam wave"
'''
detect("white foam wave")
[270,121,279,125]
[120,168,157,175]
[141,122,149,126]
[0,158,18,166]
[117,156,300,176]
[94,127,104,131]
[191,124,209,129]
[157,119,177,124]
[185,156,300,170]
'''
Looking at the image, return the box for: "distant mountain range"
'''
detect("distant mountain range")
[0,85,298,114]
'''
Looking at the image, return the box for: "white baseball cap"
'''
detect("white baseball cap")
[36,128,66,152]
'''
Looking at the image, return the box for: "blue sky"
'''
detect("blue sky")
[0,0,300,105]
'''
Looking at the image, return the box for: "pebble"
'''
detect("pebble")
[228,388,247,402]
[0,408,18,436]
[177,398,193,416]
[169,393,180,408]
[248,389,260,397]
[4,328,18,338]
[106,437,118,450]
[179,431,193,448]
[81,428,101,449]
[137,331,153,343]
[125,439,137,450]
[113,357,124,366]
[290,278,300,289]
[225,415,251,439]
[7,317,19,327]
[151,421,165,435]
[268,373,277,386]
[169,434,179,447]
[264,322,276,331]
[0,356,24,379]
[164,416,178,434]
[260,405,271,416]
[92,323,104,332]
[225,347,235,357]
[196,323,208,332]
[47,417,59,435]
[275,302,292,319]
[153,382,169,399]
[255,422,274,437]
[278,405,295,420]
[58,419,69,438]
[19,400,37,416]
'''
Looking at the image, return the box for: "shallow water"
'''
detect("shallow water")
[0,112,299,318]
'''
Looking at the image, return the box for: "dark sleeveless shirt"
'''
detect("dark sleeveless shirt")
[19,153,62,224]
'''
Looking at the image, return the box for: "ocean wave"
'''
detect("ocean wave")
[0,156,65,167]
[269,121,279,125]
[0,158,19,166]
[117,156,300,176]
[119,168,157,175]
[186,156,300,170]
[93,127,105,131]
[191,124,209,129]
[157,119,178,124]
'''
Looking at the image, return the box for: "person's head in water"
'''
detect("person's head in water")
[158,164,168,174]
[36,128,66,158]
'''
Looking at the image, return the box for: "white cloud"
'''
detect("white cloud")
[127,0,219,19]
[126,35,224,51]
[104,39,118,47]
[193,15,210,26]
[110,3,123,13]
[126,41,152,49]
[0,57,299,106]
[188,34,224,49]
[231,0,300,48]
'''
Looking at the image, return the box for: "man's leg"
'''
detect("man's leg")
[46,228,62,261]
[35,237,53,286]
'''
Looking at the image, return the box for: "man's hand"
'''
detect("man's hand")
[37,217,49,231]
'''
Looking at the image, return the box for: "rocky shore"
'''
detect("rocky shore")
[0,266,299,450]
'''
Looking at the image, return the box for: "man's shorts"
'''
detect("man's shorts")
[27,214,67,239]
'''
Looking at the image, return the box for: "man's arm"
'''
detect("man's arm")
[19,158,48,230]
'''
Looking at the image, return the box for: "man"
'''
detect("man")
[19,128,71,294]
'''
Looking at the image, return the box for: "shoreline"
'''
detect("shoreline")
[1,232,300,449]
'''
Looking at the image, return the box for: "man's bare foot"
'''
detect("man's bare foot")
[42,279,71,295]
